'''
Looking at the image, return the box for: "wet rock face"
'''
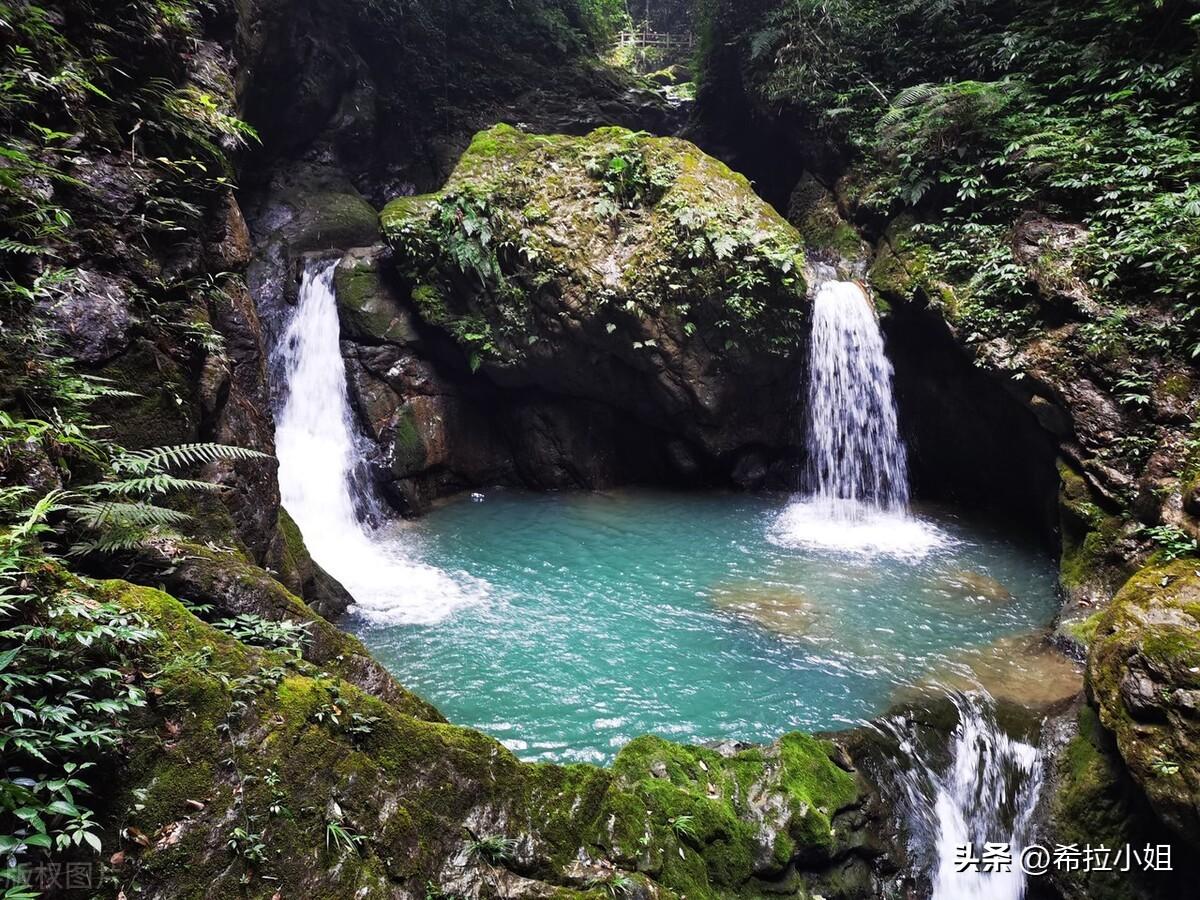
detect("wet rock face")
[370,124,809,494]
[332,248,695,513]
[36,269,134,365]
[1087,562,1200,847]
[882,302,1063,541]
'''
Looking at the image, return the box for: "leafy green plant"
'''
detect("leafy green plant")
[465,833,518,865]
[226,826,267,864]
[325,804,365,858]
[1113,374,1153,409]
[1151,757,1181,777]
[213,614,311,656]
[0,499,157,888]
[1141,524,1199,561]
[731,0,1200,355]
[587,138,677,209]
[668,813,698,842]
[587,871,637,898]
[61,443,268,556]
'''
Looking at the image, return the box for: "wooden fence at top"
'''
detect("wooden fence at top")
[613,29,696,54]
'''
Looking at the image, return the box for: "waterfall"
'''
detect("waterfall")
[274,260,481,625]
[771,279,945,557]
[803,280,909,512]
[886,692,1043,900]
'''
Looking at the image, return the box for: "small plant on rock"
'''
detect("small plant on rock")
[465,833,518,866]
[588,871,637,898]
[1142,524,1199,561]
[325,802,365,858]
[668,813,698,842]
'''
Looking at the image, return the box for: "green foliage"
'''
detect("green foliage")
[734,0,1200,349]
[226,826,267,864]
[576,0,633,47]
[587,136,679,210]
[669,812,698,841]
[0,502,156,889]
[61,443,269,557]
[1141,524,1200,561]
[0,0,257,437]
[465,833,518,865]
[212,614,311,657]
[324,803,366,858]
[588,871,637,897]
[2,358,267,897]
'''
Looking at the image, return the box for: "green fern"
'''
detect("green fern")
[62,443,268,556]
[111,442,267,474]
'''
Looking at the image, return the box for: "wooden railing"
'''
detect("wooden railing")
[614,29,696,54]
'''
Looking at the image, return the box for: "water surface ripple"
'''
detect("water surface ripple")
[351,489,1059,764]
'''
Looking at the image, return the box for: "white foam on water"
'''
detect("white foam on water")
[769,498,952,560]
[274,260,485,626]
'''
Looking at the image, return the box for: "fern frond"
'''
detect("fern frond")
[83,475,219,497]
[69,501,191,530]
[68,530,160,557]
[113,443,269,474]
[0,237,46,256]
[892,82,940,109]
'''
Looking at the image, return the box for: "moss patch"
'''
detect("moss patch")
[94,574,870,899]
[381,124,808,366]
[1086,561,1200,845]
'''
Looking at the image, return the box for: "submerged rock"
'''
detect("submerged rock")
[905,631,1083,711]
[710,583,823,640]
[927,569,1013,605]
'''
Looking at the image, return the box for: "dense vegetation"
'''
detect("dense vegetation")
[706,0,1200,349]
[2,0,1199,896]
[0,1,261,893]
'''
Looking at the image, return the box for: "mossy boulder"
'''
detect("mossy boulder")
[788,173,870,269]
[97,575,880,900]
[381,124,809,461]
[334,245,421,343]
[1046,704,1194,899]
[603,733,869,889]
[1087,561,1200,846]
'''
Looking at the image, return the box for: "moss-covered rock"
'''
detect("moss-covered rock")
[268,506,355,619]
[1056,459,1134,635]
[788,173,870,270]
[90,575,879,900]
[382,124,806,359]
[334,245,421,344]
[1046,704,1191,900]
[600,732,866,890]
[1087,561,1200,847]
[380,124,809,463]
[130,537,440,722]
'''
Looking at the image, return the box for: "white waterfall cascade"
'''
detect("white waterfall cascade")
[888,692,1043,900]
[771,280,946,557]
[274,260,483,625]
